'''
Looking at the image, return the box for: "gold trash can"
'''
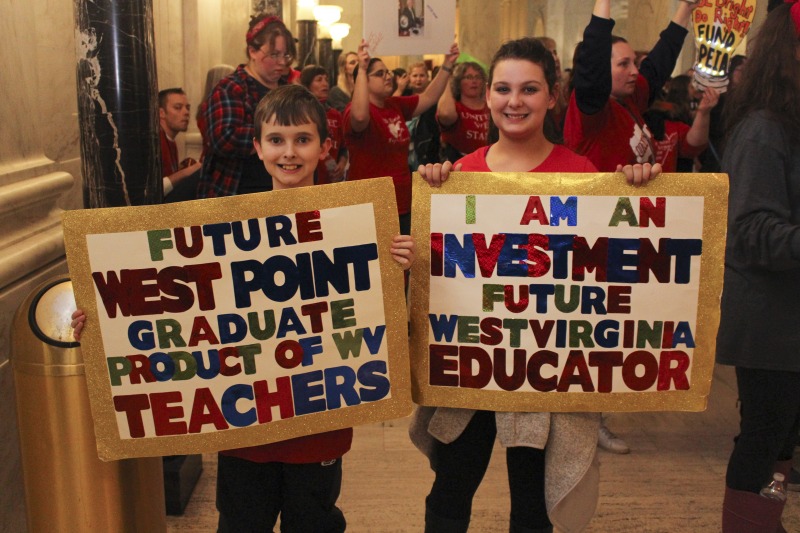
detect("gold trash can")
[11,277,166,533]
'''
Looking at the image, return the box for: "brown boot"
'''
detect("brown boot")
[722,486,785,533]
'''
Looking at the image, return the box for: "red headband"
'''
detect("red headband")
[246,16,284,45]
[787,0,800,37]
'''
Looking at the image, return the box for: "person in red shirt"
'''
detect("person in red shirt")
[645,85,718,173]
[437,61,490,162]
[299,65,348,184]
[563,0,699,175]
[563,0,698,455]
[345,38,459,235]
[413,36,656,533]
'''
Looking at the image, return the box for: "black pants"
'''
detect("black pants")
[726,367,800,493]
[216,454,345,533]
[426,410,551,529]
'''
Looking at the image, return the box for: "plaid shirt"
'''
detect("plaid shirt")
[197,65,281,197]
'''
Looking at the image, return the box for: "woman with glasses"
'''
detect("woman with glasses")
[437,62,489,163]
[197,15,295,198]
[345,39,459,234]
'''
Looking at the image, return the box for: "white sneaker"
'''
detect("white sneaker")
[598,424,630,454]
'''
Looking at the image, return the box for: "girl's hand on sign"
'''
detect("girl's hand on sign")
[71,309,86,342]
[418,160,463,188]
[390,234,416,270]
[617,162,662,186]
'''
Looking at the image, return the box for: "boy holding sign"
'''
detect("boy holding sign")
[72,84,415,532]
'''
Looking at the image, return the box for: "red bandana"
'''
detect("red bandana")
[246,16,284,45]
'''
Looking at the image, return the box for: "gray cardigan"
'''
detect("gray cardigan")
[716,110,800,371]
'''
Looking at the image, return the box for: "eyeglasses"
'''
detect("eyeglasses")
[462,75,484,81]
[261,47,293,63]
[368,69,392,78]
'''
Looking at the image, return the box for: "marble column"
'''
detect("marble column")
[73,0,161,208]
[318,37,333,82]
[297,19,318,67]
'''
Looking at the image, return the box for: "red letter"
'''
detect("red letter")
[254,377,295,422]
[622,350,659,391]
[658,350,690,391]
[301,301,329,333]
[150,391,187,436]
[429,345,459,386]
[188,388,229,433]
[557,350,595,392]
[607,285,632,314]
[639,197,666,228]
[113,394,151,438]
[296,210,323,243]
[588,351,624,393]
[519,196,548,225]
[459,346,493,389]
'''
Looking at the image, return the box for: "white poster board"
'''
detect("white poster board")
[363,0,456,56]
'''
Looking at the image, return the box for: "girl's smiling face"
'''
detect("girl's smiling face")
[487,58,555,140]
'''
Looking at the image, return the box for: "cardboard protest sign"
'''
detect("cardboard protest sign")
[64,178,411,460]
[691,0,756,92]
[363,0,456,56]
[410,172,728,412]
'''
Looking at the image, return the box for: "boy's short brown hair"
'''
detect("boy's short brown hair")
[253,84,329,142]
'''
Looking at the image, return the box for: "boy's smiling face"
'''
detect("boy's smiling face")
[254,117,331,190]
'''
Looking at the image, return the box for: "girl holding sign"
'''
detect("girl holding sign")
[411,37,614,533]
[716,3,800,531]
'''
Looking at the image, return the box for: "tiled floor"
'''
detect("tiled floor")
[167,365,800,532]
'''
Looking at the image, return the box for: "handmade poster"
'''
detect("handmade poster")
[691,0,756,92]
[410,172,728,412]
[63,178,411,460]
[363,0,456,56]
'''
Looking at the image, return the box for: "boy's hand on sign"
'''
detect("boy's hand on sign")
[71,309,86,342]
[390,234,416,270]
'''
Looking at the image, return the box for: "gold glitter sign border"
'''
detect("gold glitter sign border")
[410,172,728,412]
[63,177,412,460]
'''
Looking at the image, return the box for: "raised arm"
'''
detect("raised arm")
[349,40,372,133]
[414,43,459,117]
[638,0,697,104]
[573,0,615,115]
[437,76,459,128]
[686,87,719,147]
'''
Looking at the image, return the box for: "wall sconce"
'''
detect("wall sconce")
[313,5,342,34]
[297,0,318,20]
[329,22,350,50]
[329,22,350,83]
[314,6,342,84]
